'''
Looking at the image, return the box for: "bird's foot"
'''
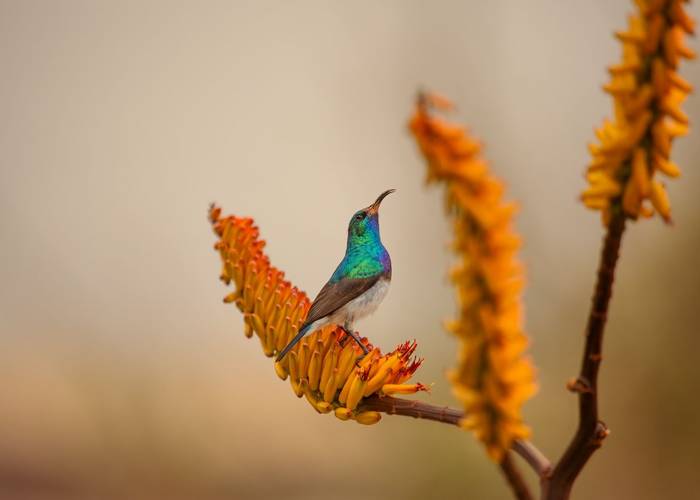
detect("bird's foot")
[354,351,368,368]
[347,330,369,352]
[359,341,370,355]
[341,326,370,365]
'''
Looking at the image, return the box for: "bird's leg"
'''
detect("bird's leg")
[342,323,370,364]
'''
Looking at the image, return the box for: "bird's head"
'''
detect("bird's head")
[347,189,395,243]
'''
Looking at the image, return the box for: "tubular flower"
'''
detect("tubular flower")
[409,93,536,461]
[209,205,427,424]
[583,0,695,224]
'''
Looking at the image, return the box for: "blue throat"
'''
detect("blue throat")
[331,214,390,282]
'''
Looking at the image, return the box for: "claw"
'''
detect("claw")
[341,324,369,355]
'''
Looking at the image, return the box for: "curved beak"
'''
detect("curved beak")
[367,189,396,215]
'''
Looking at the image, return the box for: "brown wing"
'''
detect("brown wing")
[300,275,381,330]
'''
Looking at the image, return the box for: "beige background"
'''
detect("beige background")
[2,1,699,499]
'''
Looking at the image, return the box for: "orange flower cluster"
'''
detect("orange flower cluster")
[209,205,426,424]
[409,93,536,461]
[583,0,694,224]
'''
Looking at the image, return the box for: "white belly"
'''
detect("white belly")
[306,277,390,332]
[333,278,390,326]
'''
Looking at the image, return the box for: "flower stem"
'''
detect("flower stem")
[361,395,548,475]
[500,454,534,500]
[544,212,626,499]
[361,394,463,425]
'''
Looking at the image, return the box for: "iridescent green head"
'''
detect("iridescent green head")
[346,189,395,248]
[329,189,394,281]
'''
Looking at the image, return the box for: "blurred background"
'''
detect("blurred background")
[2,1,699,499]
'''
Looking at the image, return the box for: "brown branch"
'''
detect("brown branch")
[362,395,547,474]
[361,394,463,425]
[544,213,626,500]
[512,439,552,479]
[500,454,534,500]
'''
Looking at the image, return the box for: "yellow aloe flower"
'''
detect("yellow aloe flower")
[409,93,536,461]
[209,205,426,424]
[583,0,695,224]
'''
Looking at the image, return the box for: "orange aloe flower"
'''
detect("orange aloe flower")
[409,93,536,461]
[209,205,426,424]
[583,0,694,224]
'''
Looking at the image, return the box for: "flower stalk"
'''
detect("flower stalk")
[582,0,694,224]
[409,92,537,462]
[543,214,626,500]
[209,206,427,425]
[545,2,694,498]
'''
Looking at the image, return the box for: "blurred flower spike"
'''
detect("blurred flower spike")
[409,93,536,461]
[582,0,695,224]
[209,205,427,425]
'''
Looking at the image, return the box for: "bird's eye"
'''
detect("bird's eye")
[355,213,365,221]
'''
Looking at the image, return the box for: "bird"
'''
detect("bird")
[276,189,395,362]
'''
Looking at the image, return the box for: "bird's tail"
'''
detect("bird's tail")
[276,323,312,362]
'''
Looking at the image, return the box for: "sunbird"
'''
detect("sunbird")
[276,189,395,362]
